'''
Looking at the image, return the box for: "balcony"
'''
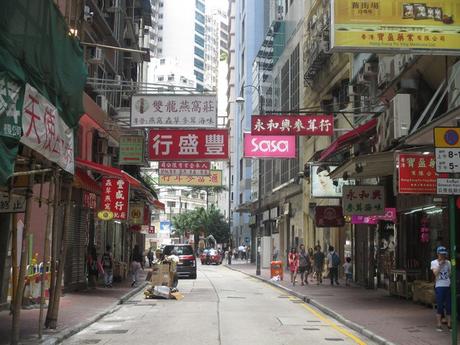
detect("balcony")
[303,28,331,85]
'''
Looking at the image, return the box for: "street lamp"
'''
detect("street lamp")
[236,84,263,276]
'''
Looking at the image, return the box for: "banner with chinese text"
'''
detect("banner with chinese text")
[131,94,217,128]
[148,129,228,161]
[158,170,222,187]
[331,0,460,53]
[101,177,129,220]
[20,84,75,174]
[159,161,210,176]
[251,115,333,136]
[119,136,144,165]
[342,185,385,215]
[398,153,439,194]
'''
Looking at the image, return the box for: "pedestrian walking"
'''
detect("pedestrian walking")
[343,257,352,286]
[246,245,251,262]
[313,245,325,285]
[431,246,452,331]
[87,246,101,289]
[242,245,247,261]
[101,244,114,288]
[130,244,143,287]
[327,246,340,286]
[147,248,154,267]
[298,244,311,285]
[288,247,299,286]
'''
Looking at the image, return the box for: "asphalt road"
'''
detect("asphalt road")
[63,264,377,345]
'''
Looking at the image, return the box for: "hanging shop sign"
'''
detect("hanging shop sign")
[158,170,222,187]
[315,206,345,227]
[20,84,74,174]
[436,178,460,195]
[331,0,460,53]
[351,207,397,224]
[119,135,144,165]
[0,192,26,213]
[148,226,155,234]
[159,161,211,176]
[83,191,97,209]
[251,115,333,136]
[97,210,113,221]
[129,202,144,225]
[398,153,439,194]
[131,94,217,128]
[101,177,129,220]
[310,164,353,198]
[342,185,385,216]
[434,127,460,173]
[148,129,228,161]
[159,220,171,234]
[243,134,296,158]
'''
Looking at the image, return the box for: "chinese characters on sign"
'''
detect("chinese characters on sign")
[436,178,460,195]
[0,75,22,140]
[251,115,333,136]
[314,206,345,227]
[342,185,385,216]
[332,0,460,52]
[131,94,217,128]
[243,134,296,158]
[101,177,129,220]
[433,127,460,173]
[0,192,26,213]
[83,192,97,209]
[158,170,223,187]
[129,203,144,225]
[20,84,75,174]
[119,136,144,165]
[159,161,211,176]
[148,129,228,161]
[398,154,439,194]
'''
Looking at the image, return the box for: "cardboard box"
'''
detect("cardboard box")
[150,263,173,287]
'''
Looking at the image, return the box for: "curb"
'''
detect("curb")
[224,264,397,345]
[39,282,148,345]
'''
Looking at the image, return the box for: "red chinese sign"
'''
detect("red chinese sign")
[342,185,385,216]
[101,178,129,220]
[398,154,441,194]
[251,115,334,136]
[159,161,210,176]
[315,206,345,227]
[148,129,228,161]
[83,192,97,209]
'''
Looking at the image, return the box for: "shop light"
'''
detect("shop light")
[404,205,437,215]
[426,208,444,215]
[114,220,121,224]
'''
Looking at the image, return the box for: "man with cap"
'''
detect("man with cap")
[431,246,452,331]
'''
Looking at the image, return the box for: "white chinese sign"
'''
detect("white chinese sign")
[342,185,385,216]
[20,84,74,174]
[131,94,217,128]
[436,178,460,195]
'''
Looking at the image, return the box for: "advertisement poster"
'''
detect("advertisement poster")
[243,134,296,158]
[331,0,460,53]
[251,114,333,136]
[119,136,144,165]
[310,164,352,198]
[315,206,345,227]
[148,129,229,161]
[398,153,439,194]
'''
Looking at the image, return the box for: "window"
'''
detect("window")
[168,74,175,81]
[157,76,164,81]
[281,60,290,111]
[195,34,204,47]
[290,44,300,111]
[194,46,204,58]
[167,201,176,208]
[241,51,245,77]
[160,58,165,64]
[194,70,204,81]
[240,158,243,180]
[241,18,245,44]
[158,25,163,30]
[196,0,205,13]
[195,11,205,24]
[194,58,204,69]
[195,23,205,35]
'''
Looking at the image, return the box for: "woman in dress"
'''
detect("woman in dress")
[288,247,299,286]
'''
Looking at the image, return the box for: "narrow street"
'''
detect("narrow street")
[64,265,375,345]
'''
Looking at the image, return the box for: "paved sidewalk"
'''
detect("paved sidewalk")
[0,270,148,345]
[226,261,454,345]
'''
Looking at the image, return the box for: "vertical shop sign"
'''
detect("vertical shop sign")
[119,135,144,165]
[83,191,97,209]
[398,153,438,194]
[101,177,129,220]
[129,203,144,224]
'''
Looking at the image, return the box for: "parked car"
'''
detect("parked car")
[162,244,196,279]
[200,248,223,265]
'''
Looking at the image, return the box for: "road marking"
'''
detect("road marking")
[264,282,368,345]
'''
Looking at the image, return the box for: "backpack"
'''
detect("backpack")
[331,252,340,267]
[102,252,112,269]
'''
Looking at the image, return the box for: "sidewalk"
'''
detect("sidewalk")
[0,270,148,345]
[227,261,453,345]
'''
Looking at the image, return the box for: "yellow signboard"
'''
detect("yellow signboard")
[129,203,144,225]
[434,127,460,148]
[332,0,460,52]
[158,170,223,187]
[98,210,114,221]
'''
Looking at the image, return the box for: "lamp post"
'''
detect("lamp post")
[236,84,263,276]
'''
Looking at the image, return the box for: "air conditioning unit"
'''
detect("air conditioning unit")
[89,47,103,64]
[448,61,460,109]
[378,56,393,88]
[95,95,108,113]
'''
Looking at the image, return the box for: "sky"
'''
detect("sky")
[206,0,228,11]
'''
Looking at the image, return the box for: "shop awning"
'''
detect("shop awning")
[329,151,395,180]
[74,168,101,194]
[153,199,165,211]
[319,118,378,161]
[75,158,142,188]
[79,114,106,134]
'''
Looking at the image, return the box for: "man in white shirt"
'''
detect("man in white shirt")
[431,246,451,331]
